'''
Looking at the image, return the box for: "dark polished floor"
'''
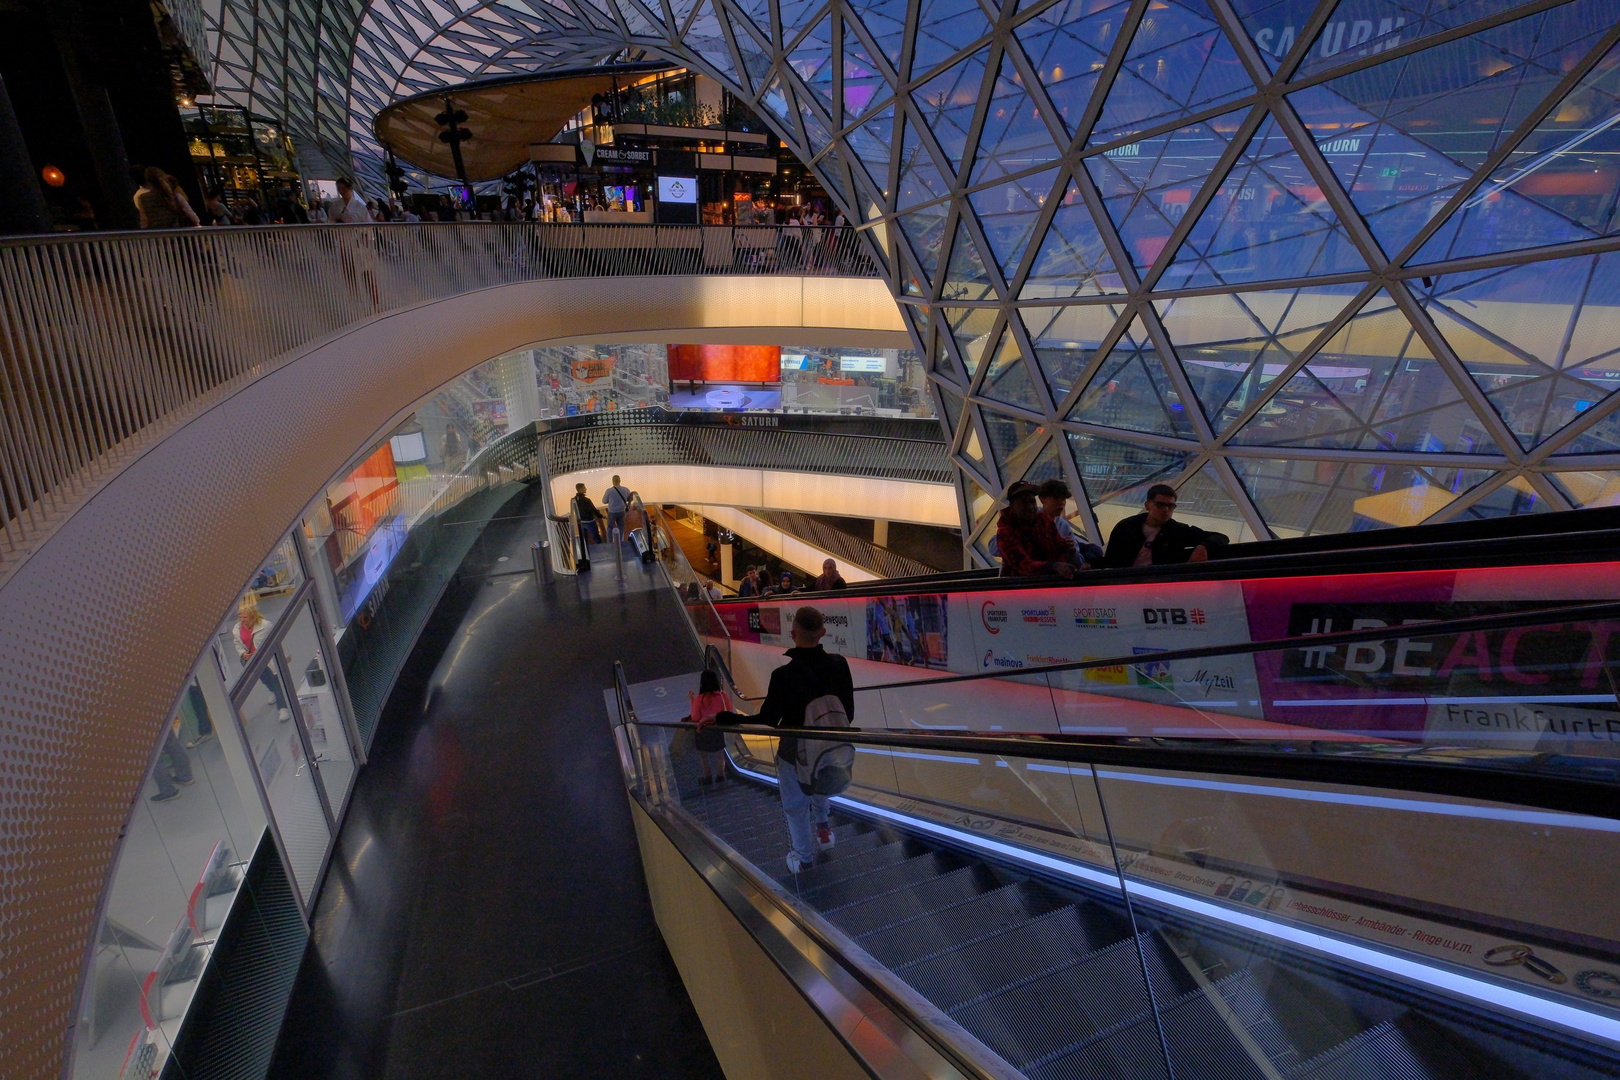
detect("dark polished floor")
[268,486,723,1080]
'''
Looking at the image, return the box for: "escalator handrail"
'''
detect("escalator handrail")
[714,519,1620,602]
[627,706,1620,823]
[649,503,733,648]
[709,597,1620,698]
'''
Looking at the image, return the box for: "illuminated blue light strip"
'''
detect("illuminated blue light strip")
[1122,880,1620,1046]
[1092,769,1620,833]
[720,752,1620,1044]
[854,747,981,765]
[1272,695,1615,706]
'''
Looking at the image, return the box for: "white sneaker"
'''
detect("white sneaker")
[786,851,808,874]
[816,824,834,848]
[277,708,291,723]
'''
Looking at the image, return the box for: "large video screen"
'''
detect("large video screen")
[667,344,781,383]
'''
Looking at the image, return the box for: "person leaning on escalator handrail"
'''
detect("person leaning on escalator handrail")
[1101,483,1227,568]
[995,481,1084,579]
[717,605,854,873]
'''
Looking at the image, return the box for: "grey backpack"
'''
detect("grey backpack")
[795,693,853,795]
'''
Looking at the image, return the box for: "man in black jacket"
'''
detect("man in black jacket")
[754,606,854,872]
[1102,483,1222,568]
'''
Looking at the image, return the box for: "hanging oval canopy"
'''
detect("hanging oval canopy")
[374,62,675,183]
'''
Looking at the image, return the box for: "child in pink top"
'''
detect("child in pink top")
[689,669,732,786]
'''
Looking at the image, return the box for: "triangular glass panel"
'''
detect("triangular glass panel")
[907,301,932,353]
[734,23,775,90]
[1012,0,1130,138]
[1068,317,1197,438]
[669,0,699,34]
[896,112,952,211]
[845,0,907,74]
[1230,290,1501,454]
[1088,0,1254,145]
[1288,3,1618,259]
[846,105,895,198]
[1171,465,1261,543]
[1550,469,1620,508]
[913,0,993,80]
[1160,113,1367,289]
[728,0,773,44]
[761,72,798,134]
[968,167,1057,283]
[779,0,828,40]
[618,0,661,35]
[1083,113,1242,275]
[896,205,950,282]
[897,249,930,299]
[979,333,1046,413]
[813,143,849,202]
[1066,431,1195,512]
[799,95,834,156]
[1021,302,1127,402]
[969,51,1061,186]
[1294,0,1572,79]
[1416,39,1620,264]
[964,471,996,524]
[789,15,836,114]
[940,306,1001,380]
[980,406,1046,477]
[914,48,990,176]
[1019,178,1127,300]
[1155,286,1360,434]
[1450,476,1553,522]
[1420,251,1620,450]
[1225,0,1324,71]
[963,417,989,469]
[842,20,888,123]
[1021,438,1068,488]
[938,382,968,426]
[942,218,995,301]
[686,1,739,81]
[1229,456,1474,537]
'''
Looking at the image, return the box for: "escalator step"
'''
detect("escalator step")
[1024,1014,1170,1080]
[1156,973,1283,1080]
[859,882,1064,968]
[800,853,958,912]
[1293,1015,1492,1080]
[829,865,993,938]
[947,932,1191,1067]
[789,840,917,890]
[900,904,1121,1012]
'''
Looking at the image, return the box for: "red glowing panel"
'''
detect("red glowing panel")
[667,344,781,383]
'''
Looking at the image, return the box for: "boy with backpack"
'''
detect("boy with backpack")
[753,606,855,873]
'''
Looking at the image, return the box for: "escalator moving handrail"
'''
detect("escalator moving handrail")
[626,714,1620,823]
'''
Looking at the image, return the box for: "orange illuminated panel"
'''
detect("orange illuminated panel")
[668,344,781,383]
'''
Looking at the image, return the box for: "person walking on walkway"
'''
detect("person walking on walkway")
[746,606,853,873]
[236,593,291,723]
[604,475,633,541]
[150,715,194,803]
[330,178,373,223]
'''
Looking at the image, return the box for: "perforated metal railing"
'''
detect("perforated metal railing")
[540,423,952,484]
[0,223,880,575]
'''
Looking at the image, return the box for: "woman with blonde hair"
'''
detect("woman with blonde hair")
[235,593,290,722]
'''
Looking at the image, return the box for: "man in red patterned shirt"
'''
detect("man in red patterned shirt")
[995,481,1082,579]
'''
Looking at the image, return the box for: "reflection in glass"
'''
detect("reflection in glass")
[236,660,330,904]
[280,602,356,814]
[215,534,305,687]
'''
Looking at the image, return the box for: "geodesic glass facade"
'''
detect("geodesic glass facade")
[205,0,1620,562]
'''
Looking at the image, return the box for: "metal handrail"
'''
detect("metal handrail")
[540,424,952,484]
[741,507,937,579]
[0,223,880,574]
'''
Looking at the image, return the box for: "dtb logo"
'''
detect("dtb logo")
[1143,607,1206,628]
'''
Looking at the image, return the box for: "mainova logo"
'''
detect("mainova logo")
[1143,607,1207,629]
[982,650,1024,670]
[1020,605,1057,627]
[1073,607,1119,629]
[981,601,1008,634]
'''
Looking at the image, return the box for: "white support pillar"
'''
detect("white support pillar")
[495,350,542,430]
[720,541,735,587]
[872,519,889,548]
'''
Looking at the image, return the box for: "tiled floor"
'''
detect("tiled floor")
[268,486,724,1080]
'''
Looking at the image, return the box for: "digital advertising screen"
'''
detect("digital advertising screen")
[657,176,697,204]
[667,344,783,410]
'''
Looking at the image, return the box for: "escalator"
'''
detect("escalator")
[613,503,1620,1080]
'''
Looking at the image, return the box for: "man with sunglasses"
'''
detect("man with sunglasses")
[1102,483,1219,568]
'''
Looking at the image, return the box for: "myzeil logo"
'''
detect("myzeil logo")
[1020,605,1057,627]
[1143,607,1206,629]
[982,650,1024,670]
[981,601,1008,635]
[1073,606,1119,629]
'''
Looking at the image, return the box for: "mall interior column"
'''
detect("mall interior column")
[720,538,734,588]
[872,520,888,548]
[496,351,543,430]
[40,0,136,229]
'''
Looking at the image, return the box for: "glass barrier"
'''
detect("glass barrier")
[649,504,732,673]
[619,700,1620,1080]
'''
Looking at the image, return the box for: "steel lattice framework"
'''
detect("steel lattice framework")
[203,0,1620,560]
